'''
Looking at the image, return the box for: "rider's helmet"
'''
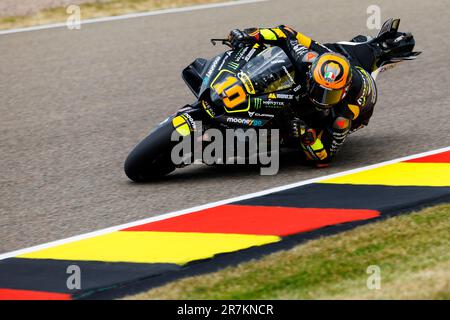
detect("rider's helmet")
[306,53,352,109]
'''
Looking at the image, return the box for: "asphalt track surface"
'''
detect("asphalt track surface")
[1,0,449,254]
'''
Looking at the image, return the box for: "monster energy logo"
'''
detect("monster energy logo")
[228,62,240,70]
[253,98,263,109]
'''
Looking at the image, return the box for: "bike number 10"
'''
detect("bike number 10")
[213,76,247,110]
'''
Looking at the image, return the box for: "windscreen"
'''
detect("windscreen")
[239,46,296,94]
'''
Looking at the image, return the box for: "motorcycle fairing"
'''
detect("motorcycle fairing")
[182,45,300,128]
[182,57,208,98]
[209,69,250,114]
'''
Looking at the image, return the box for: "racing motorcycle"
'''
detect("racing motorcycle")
[124,18,420,182]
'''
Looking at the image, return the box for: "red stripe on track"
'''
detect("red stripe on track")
[124,205,380,236]
[405,150,450,163]
[0,288,71,300]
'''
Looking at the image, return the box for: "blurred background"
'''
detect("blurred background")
[0,0,224,29]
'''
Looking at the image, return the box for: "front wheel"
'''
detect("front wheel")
[124,118,179,182]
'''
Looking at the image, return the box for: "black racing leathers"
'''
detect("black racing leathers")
[238,26,378,163]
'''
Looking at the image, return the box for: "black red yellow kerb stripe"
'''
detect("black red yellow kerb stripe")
[1,149,449,299]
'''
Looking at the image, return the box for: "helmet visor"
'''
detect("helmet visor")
[308,82,345,107]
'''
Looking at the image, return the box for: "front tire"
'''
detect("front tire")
[124,119,177,182]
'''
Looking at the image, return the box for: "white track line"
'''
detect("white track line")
[0,0,268,36]
[1,146,449,260]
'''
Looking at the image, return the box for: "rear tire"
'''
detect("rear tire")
[124,119,177,182]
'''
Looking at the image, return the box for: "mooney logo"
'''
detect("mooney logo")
[226,117,263,127]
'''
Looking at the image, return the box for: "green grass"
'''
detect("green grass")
[125,203,450,299]
[0,0,225,30]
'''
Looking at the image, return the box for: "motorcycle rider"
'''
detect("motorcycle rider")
[228,26,378,166]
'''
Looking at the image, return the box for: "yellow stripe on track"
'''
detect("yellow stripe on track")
[320,163,450,187]
[18,231,280,265]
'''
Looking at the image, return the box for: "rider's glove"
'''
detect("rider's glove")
[228,29,257,49]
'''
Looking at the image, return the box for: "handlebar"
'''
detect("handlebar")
[210,38,233,48]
